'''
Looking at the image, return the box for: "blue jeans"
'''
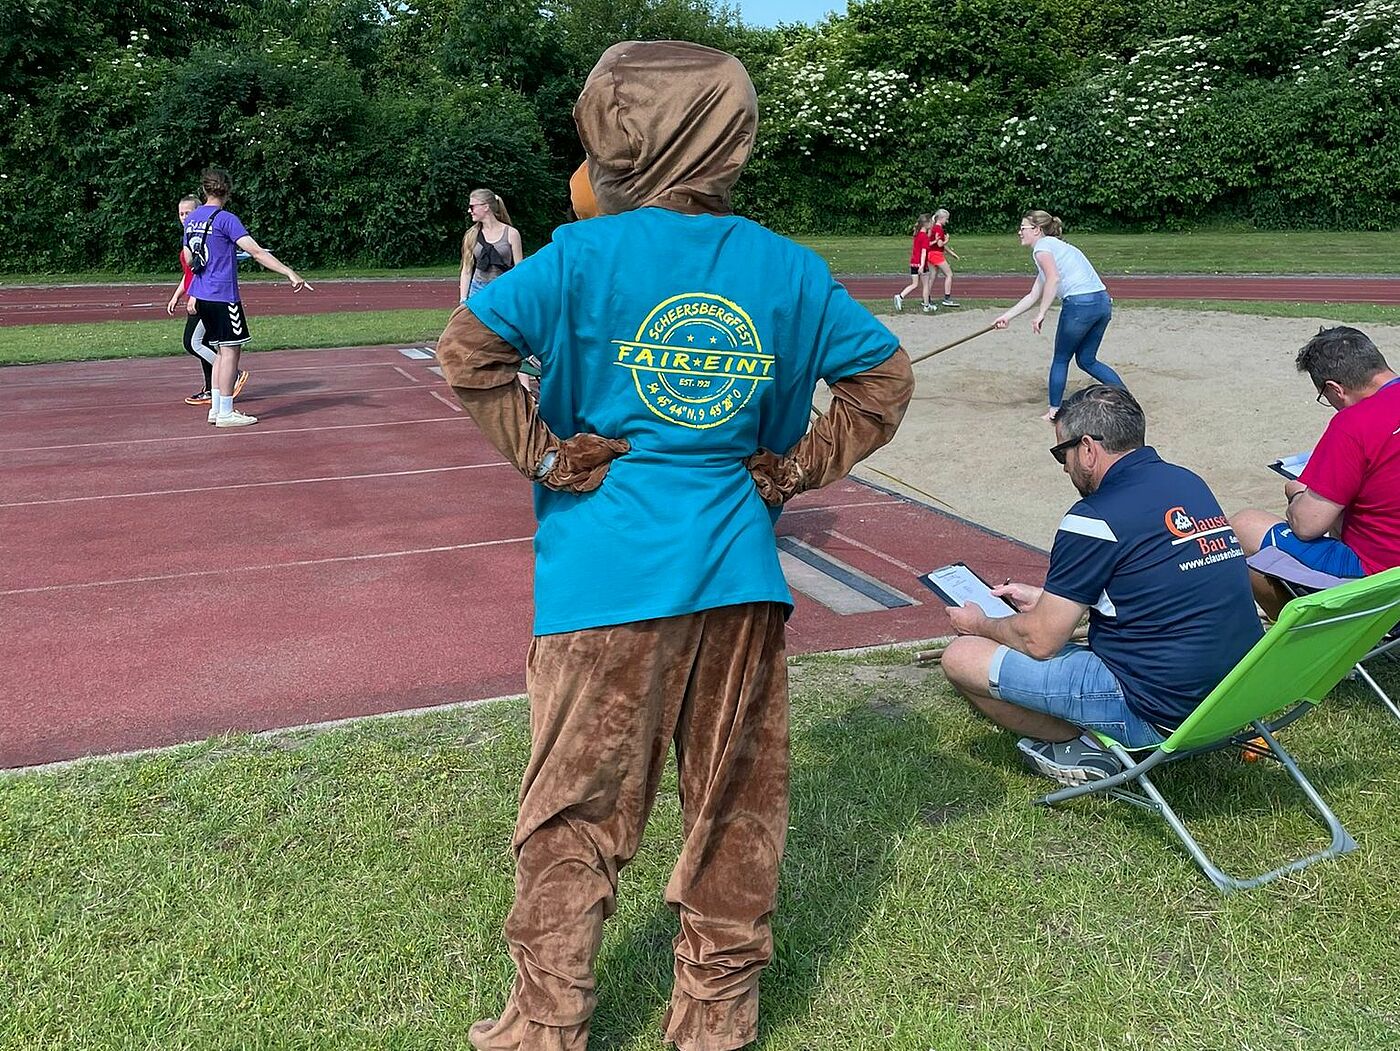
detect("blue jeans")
[1049,290,1122,408]
[988,642,1167,749]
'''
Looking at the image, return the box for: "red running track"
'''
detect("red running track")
[3,273,1397,325]
[1,345,1046,769]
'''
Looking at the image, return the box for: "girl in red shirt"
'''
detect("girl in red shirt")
[929,207,960,307]
[895,214,934,313]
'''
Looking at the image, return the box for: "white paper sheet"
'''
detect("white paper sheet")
[1268,450,1311,481]
[918,563,1017,618]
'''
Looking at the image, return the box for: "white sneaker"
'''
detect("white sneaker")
[207,408,218,424]
[893,294,904,312]
[215,410,258,428]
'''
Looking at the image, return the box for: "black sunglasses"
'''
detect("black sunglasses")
[1050,433,1103,465]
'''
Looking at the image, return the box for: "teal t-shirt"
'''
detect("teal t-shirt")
[467,208,901,635]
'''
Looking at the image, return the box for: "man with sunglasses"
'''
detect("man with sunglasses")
[1231,326,1400,617]
[941,385,1261,785]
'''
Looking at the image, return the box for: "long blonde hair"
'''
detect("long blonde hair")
[1023,209,1063,237]
[460,188,513,277]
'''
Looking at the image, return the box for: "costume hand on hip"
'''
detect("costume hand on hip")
[543,434,631,493]
[745,450,806,507]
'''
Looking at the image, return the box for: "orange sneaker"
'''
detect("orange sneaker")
[233,370,250,396]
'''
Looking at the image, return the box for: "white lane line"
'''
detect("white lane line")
[783,499,902,516]
[429,390,462,413]
[399,347,435,360]
[3,416,460,454]
[825,528,923,575]
[428,365,444,376]
[0,462,508,509]
[0,382,429,418]
[392,366,421,384]
[0,535,534,597]
[0,352,419,390]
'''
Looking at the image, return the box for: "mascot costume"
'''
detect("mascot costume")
[436,40,915,1051]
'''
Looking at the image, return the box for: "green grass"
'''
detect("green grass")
[4,231,1396,288]
[806,231,1400,276]
[5,298,1399,370]
[0,265,461,286]
[0,310,450,366]
[4,651,1399,1049]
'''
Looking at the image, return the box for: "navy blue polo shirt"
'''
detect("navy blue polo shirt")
[1044,447,1263,726]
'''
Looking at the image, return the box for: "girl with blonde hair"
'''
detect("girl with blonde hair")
[459,188,523,302]
[928,207,960,307]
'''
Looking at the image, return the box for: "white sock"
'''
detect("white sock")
[218,394,234,417]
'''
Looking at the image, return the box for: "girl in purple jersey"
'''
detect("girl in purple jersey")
[182,168,312,427]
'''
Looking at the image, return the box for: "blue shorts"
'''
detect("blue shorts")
[1260,523,1364,579]
[988,642,1167,749]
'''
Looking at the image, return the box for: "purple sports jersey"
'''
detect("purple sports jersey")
[183,206,250,302]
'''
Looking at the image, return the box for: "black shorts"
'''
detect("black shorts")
[194,299,252,348]
[909,265,927,275]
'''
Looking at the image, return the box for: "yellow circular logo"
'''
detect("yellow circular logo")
[611,293,770,429]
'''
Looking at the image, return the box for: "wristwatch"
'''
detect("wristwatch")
[532,450,557,481]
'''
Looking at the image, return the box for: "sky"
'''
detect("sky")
[734,0,846,27]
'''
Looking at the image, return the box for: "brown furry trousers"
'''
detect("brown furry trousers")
[470,602,789,1051]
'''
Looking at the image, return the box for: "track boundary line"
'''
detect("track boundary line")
[824,528,924,575]
[1,633,963,776]
[0,462,509,508]
[429,390,463,412]
[3,415,460,454]
[0,381,437,418]
[0,350,423,389]
[1,535,533,597]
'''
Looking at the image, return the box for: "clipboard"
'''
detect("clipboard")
[1268,451,1311,481]
[918,562,1017,618]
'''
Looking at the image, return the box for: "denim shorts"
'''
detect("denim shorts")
[1260,522,1364,579]
[988,642,1167,748]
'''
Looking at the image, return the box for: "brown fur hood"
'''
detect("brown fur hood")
[573,40,758,217]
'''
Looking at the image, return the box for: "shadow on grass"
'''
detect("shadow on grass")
[963,696,1372,881]
[589,703,1004,1048]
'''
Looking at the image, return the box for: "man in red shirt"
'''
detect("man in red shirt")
[1232,326,1400,615]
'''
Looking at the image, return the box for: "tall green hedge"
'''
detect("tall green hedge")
[2,0,1398,273]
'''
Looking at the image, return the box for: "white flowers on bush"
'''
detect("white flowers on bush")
[761,55,909,153]
[1296,1,1400,80]
[998,34,1214,160]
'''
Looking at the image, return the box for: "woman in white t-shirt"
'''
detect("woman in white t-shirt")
[994,210,1124,421]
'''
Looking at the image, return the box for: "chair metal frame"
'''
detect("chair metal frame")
[1035,571,1400,892]
[1248,547,1400,721]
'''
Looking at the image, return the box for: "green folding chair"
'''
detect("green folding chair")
[1038,567,1400,892]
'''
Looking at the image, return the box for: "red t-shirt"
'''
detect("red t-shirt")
[179,250,194,294]
[1299,378,1400,574]
[910,229,930,266]
[928,224,948,260]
